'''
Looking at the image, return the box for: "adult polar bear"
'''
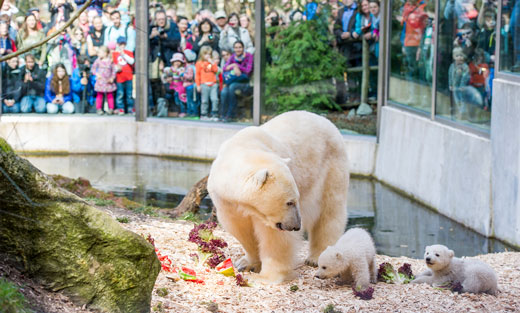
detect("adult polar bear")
[207,111,349,283]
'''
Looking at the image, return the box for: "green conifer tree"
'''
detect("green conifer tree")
[265,14,346,114]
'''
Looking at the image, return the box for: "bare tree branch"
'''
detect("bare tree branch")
[0,0,93,63]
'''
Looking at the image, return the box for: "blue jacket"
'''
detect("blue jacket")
[71,68,96,104]
[44,75,72,103]
[304,2,318,20]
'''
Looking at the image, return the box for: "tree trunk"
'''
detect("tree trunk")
[169,175,209,217]
[0,138,160,313]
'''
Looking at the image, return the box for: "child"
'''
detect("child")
[468,48,489,108]
[44,63,74,114]
[0,21,15,58]
[195,46,219,121]
[183,49,200,118]
[112,36,135,115]
[449,47,470,119]
[476,9,496,62]
[92,45,117,115]
[165,53,187,117]
[212,50,224,91]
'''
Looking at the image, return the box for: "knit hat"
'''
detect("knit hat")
[171,52,185,64]
[184,49,197,62]
[117,36,127,44]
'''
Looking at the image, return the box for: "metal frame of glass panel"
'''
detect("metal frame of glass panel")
[496,0,520,82]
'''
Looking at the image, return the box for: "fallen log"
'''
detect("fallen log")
[169,175,209,217]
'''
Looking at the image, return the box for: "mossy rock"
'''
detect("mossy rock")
[0,147,160,312]
[0,137,13,153]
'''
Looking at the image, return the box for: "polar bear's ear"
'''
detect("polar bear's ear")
[447,249,454,258]
[281,158,291,164]
[252,169,269,188]
[335,252,342,260]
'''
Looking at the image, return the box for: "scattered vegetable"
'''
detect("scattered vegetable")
[188,221,228,268]
[179,267,205,284]
[352,286,374,300]
[378,262,414,284]
[235,273,251,287]
[216,258,235,277]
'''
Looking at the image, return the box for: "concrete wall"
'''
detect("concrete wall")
[0,115,377,175]
[491,79,520,246]
[375,106,492,237]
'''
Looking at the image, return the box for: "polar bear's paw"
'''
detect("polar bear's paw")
[305,257,318,267]
[236,256,261,273]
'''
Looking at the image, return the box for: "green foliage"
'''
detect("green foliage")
[181,212,202,223]
[265,17,346,114]
[156,287,169,297]
[290,285,299,292]
[0,138,13,153]
[116,217,130,223]
[323,303,342,313]
[86,197,116,207]
[132,206,160,217]
[0,278,32,313]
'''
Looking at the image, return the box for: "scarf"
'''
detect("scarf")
[342,2,358,32]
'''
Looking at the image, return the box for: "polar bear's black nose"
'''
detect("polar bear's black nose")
[292,226,300,231]
[426,257,431,262]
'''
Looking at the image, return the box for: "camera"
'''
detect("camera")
[157,26,166,35]
[271,16,279,26]
[79,63,91,74]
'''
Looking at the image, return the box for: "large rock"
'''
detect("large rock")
[0,138,160,313]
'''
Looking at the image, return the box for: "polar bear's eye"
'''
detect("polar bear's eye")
[435,253,440,257]
[322,266,327,270]
[286,201,295,207]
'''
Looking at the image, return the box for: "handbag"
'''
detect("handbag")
[149,57,163,80]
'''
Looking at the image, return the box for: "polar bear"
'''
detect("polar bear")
[315,228,377,289]
[412,244,498,295]
[207,111,349,283]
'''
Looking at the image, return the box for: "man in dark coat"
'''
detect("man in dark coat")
[20,54,47,113]
[2,56,22,113]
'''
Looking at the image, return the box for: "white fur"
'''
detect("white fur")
[315,228,377,289]
[207,111,349,283]
[412,244,498,295]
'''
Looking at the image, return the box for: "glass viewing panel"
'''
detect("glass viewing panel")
[389,0,435,112]
[1,1,137,115]
[261,0,379,136]
[149,1,255,123]
[435,0,494,129]
[499,0,520,73]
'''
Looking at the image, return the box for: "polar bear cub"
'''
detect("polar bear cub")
[315,228,377,289]
[412,244,498,295]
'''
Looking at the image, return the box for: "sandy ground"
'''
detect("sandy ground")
[124,214,520,313]
[3,207,520,313]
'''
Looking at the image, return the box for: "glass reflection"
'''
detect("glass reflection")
[435,0,494,128]
[389,0,435,111]
[500,0,520,72]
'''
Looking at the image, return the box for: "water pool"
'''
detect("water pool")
[25,154,515,259]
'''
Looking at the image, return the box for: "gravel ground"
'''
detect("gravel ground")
[3,207,520,313]
[123,213,520,313]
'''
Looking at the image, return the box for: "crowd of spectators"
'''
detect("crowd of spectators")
[1,0,138,115]
[0,0,383,119]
